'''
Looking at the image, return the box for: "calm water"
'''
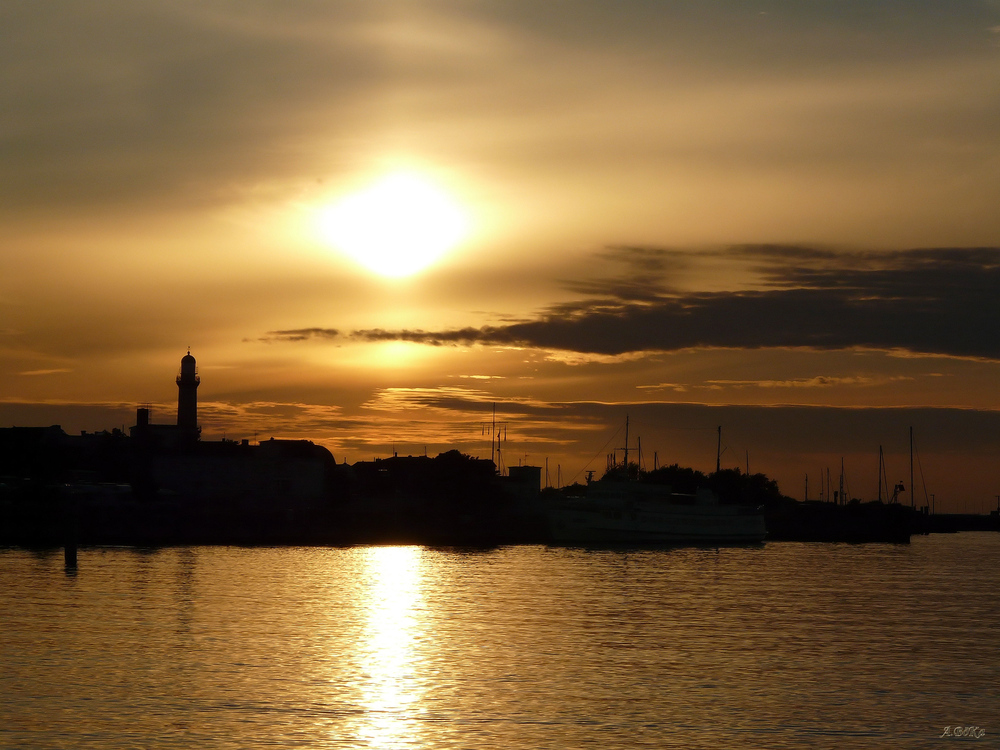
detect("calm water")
[2,535,998,749]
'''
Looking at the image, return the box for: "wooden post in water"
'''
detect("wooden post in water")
[64,493,78,569]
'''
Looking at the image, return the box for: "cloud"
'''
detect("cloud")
[5,0,999,230]
[18,368,74,376]
[351,327,517,347]
[0,2,509,213]
[258,328,340,343]
[354,387,609,455]
[639,375,916,392]
[197,399,347,438]
[268,246,1000,361]
[361,387,559,416]
[0,398,138,432]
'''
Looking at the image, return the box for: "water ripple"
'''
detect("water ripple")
[1,535,998,749]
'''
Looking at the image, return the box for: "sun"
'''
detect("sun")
[317,173,469,278]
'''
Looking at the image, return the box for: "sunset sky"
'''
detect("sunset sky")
[3,1,999,511]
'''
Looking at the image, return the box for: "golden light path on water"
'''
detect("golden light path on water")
[2,540,1000,748]
[354,546,426,749]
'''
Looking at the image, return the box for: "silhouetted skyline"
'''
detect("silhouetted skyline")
[2,2,999,511]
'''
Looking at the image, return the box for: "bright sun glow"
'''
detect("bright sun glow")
[317,173,469,278]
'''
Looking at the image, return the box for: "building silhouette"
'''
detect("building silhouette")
[176,349,200,438]
[130,351,201,447]
[0,350,555,546]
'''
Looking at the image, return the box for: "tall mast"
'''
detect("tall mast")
[840,457,845,506]
[910,426,914,509]
[878,445,884,503]
[622,415,630,477]
[496,423,504,476]
[716,425,722,473]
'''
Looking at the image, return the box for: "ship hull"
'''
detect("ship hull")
[547,487,766,544]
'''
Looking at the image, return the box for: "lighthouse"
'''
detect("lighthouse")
[176,349,200,437]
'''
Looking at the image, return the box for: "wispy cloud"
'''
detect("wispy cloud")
[198,399,345,436]
[351,328,516,347]
[639,375,915,392]
[18,368,73,376]
[257,328,339,343]
[361,387,559,416]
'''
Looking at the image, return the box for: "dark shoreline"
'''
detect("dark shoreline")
[3,492,995,549]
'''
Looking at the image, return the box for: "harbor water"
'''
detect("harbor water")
[2,534,998,749]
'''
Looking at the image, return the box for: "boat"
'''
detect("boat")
[763,436,919,543]
[545,417,766,544]
[546,481,767,544]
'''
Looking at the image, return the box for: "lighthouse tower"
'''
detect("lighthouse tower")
[176,349,200,437]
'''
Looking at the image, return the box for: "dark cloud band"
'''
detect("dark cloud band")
[260,247,1000,360]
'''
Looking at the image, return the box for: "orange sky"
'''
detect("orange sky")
[2,2,1000,511]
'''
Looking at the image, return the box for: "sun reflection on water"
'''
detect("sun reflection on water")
[356,546,426,749]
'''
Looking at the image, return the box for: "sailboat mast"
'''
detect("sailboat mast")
[840,458,845,506]
[623,415,629,471]
[910,426,914,509]
[716,425,721,473]
[878,445,884,503]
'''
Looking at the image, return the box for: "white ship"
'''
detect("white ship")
[547,481,767,544]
